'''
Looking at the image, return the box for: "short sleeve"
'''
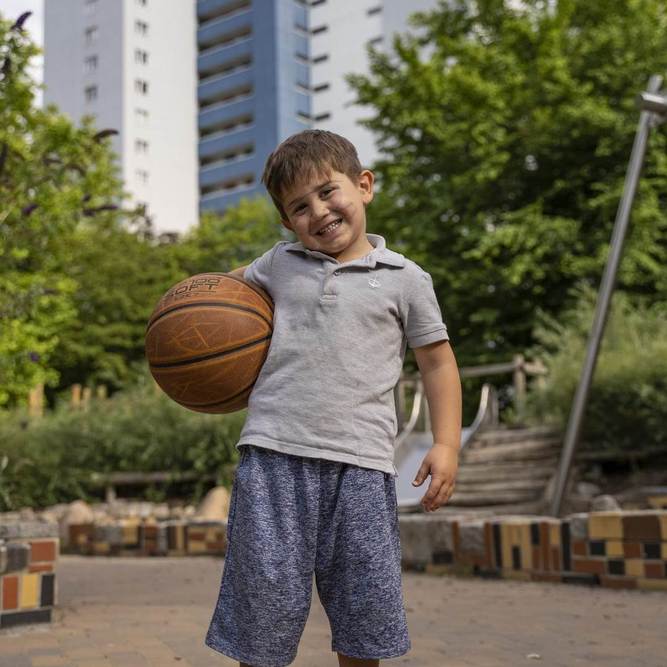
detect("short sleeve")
[243,242,284,294]
[403,268,449,349]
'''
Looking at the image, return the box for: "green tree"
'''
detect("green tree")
[0,12,129,406]
[349,0,667,366]
[173,196,288,277]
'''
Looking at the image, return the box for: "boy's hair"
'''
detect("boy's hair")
[261,129,363,219]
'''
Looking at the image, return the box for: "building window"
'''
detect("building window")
[136,0,147,6]
[84,0,98,16]
[85,26,98,45]
[84,85,98,102]
[135,20,148,36]
[367,6,382,15]
[84,55,98,73]
[135,108,149,124]
[135,139,149,154]
[135,79,148,94]
[135,169,149,184]
[135,49,149,65]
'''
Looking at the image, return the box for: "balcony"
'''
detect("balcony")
[198,8,252,51]
[199,124,256,162]
[199,93,254,130]
[198,38,252,79]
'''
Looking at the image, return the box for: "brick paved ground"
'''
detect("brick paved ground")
[0,555,665,667]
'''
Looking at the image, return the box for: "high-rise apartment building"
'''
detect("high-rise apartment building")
[197,0,439,214]
[44,0,198,236]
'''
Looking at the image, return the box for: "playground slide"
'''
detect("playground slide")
[394,383,496,509]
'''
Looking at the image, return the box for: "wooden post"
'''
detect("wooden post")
[82,386,92,410]
[513,354,526,421]
[71,384,82,409]
[96,385,108,400]
[28,383,44,418]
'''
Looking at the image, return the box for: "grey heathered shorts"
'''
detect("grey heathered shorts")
[205,444,411,666]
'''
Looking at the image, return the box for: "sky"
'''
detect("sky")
[1,0,44,104]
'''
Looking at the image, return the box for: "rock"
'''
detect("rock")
[195,487,231,521]
[575,481,602,499]
[59,500,94,548]
[591,495,621,511]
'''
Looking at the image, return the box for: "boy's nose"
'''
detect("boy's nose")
[311,199,329,220]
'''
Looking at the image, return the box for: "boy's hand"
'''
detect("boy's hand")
[412,443,459,512]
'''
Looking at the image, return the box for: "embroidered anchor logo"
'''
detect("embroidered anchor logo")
[368,277,381,288]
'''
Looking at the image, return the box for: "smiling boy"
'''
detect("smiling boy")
[205,130,462,667]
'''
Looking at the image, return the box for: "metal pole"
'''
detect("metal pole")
[549,75,666,516]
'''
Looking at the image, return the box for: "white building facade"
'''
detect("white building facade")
[43,0,198,236]
[310,0,439,169]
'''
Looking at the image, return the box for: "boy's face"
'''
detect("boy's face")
[279,169,374,261]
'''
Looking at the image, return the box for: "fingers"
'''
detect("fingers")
[421,478,456,512]
[412,461,430,486]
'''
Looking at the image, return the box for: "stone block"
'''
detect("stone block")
[588,512,623,540]
[643,561,664,579]
[40,573,55,607]
[623,542,642,559]
[572,557,605,575]
[29,539,58,563]
[457,520,486,560]
[568,513,589,540]
[6,543,29,572]
[2,575,18,610]
[600,574,637,590]
[607,559,625,576]
[625,559,644,577]
[0,608,51,628]
[398,515,433,569]
[643,542,661,559]
[606,540,624,557]
[19,573,39,609]
[637,577,667,591]
[0,522,58,540]
[622,512,661,541]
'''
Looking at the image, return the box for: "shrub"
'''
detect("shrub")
[0,374,246,510]
[519,283,667,466]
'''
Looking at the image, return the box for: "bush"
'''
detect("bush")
[0,374,246,511]
[519,283,667,466]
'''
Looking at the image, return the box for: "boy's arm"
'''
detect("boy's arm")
[411,338,462,512]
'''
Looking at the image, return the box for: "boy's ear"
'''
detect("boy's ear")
[359,169,374,204]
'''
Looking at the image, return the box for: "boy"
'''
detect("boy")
[205,130,462,667]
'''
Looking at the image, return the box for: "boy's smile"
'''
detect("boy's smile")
[279,169,375,263]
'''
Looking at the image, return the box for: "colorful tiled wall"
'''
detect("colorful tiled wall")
[399,510,667,591]
[66,519,227,557]
[0,535,58,628]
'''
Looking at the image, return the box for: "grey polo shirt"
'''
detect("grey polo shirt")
[237,233,449,476]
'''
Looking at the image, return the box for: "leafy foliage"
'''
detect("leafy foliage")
[520,283,667,462]
[349,0,667,367]
[0,374,247,510]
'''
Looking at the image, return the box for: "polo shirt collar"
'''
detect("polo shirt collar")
[284,233,405,268]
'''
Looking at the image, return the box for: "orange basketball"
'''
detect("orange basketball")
[145,273,273,414]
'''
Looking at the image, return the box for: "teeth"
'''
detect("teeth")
[319,220,341,235]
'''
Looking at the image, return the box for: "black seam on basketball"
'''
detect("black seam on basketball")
[178,379,256,409]
[146,301,272,332]
[149,334,271,369]
[209,273,274,313]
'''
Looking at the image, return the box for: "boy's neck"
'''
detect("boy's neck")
[326,234,375,264]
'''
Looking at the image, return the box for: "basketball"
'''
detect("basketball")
[145,273,273,414]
